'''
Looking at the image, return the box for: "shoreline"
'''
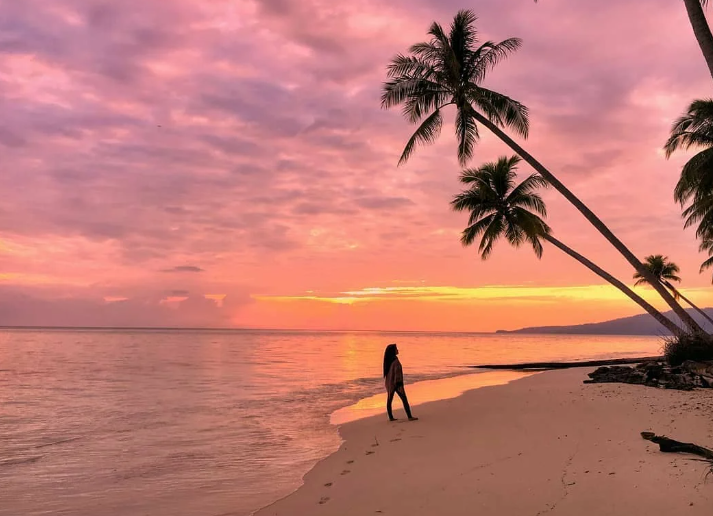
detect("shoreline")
[251,370,534,515]
[256,368,713,516]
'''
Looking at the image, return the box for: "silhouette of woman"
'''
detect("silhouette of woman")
[383,343,418,421]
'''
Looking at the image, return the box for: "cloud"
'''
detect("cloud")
[161,266,205,273]
[0,286,252,328]
[1,0,712,328]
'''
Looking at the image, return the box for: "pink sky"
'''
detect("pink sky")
[2,0,713,331]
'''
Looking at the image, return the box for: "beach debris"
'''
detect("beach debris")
[584,360,713,391]
[640,432,713,474]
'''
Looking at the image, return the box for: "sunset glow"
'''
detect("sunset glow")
[2,0,712,330]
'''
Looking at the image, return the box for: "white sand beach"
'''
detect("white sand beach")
[257,368,713,516]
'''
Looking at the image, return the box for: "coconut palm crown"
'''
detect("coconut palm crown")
[634,254,713,326]
[665,99,713,273]
[381,9,528,166]
[665,99,713,210]
[451,155,550,258]
[633,255,682,290]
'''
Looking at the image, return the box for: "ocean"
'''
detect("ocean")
[0,328,662,516]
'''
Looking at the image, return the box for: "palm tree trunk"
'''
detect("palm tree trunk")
[665,281,713,326]
[542,234,684,336]
[471,111,707,335]
[683,0,713,80]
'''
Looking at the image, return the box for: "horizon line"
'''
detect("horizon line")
[0,325,497,334]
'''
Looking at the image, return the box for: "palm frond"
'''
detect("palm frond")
[451,189,497,222]
[469,87,529,138]
[398,109,443,165]
[504,219,525,247]
[701,255,713,276]
[509,208,549,258]
[633,276,648,287]
[460,213,496,247]
[385,54,437,80]
[673,147,713,204]
[665,99,713,157]
[507,173,549,214]
[450,10,479,62]
[455,104,479,166]
[468,38,522,84]
[479,214,505,259]
[489,156,517,198]
[409,42,443,64]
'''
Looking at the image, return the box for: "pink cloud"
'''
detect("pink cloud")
[1,0,712,328]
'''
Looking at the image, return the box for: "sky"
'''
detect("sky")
[2,0,713,331]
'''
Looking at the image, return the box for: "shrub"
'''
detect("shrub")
[663,333,713,366]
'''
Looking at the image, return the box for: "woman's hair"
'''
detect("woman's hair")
[383,343,398,377]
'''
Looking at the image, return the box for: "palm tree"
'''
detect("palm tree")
[451,156,684,335]
[666,99,713,207]
[683,0,713,80]
[382,10,704,335]
[665,99,713,274]
[634,254,713,326]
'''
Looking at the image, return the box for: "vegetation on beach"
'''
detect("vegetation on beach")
[664,333,713,366]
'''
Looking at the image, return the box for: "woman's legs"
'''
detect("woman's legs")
[386,389,397,420]
[394,384,413,419]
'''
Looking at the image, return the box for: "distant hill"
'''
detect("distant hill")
[497,308,713,336]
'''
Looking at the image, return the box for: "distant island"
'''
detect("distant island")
[497,308,713,335]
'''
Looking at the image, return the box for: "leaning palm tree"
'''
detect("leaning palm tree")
[382,10,704,334]
[683,0,713,80]
[634,255,713,326]
[451,156,684,335]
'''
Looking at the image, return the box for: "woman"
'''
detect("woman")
[383,343,418,421]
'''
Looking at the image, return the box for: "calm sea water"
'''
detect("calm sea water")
[0,329,662,516]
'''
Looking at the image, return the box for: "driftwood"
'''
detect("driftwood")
[471,356,661,371]
[641,432,713,462]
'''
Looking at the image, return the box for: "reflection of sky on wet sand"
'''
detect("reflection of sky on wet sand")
[331,371,535,425]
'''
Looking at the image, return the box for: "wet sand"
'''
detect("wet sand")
[256,368,713,516]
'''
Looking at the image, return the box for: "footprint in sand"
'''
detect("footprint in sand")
[390,438,402,442]
[318,496,330,505]
[346,460,354,464]
[324,482,332,487]
[340,469,351,475]
[365,451,375,455]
